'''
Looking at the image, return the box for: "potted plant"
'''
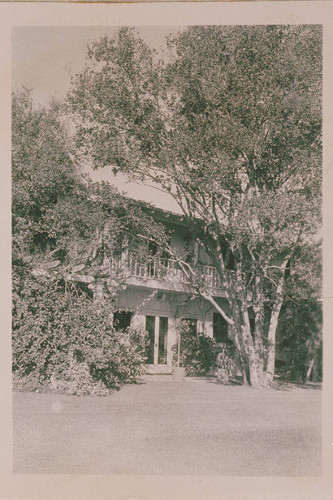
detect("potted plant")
[216,343,233,384]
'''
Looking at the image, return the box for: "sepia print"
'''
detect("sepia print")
[11,22,322,479]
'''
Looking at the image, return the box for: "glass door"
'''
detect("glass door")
[145,315,155,364]
[145,316,168,365]
[158,317,168,364]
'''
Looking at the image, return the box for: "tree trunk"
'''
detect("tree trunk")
[239,304,260,387]
[229,324,248,385]
[201,252,287,389]
[253,276,266,386]
[228,295,265,387]
[265,291,285,384]
[265,257,290,386]
[305,358,315,383]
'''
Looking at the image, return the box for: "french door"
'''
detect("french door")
[145,316,168,365]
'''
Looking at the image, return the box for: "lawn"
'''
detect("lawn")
[12,376,321,475]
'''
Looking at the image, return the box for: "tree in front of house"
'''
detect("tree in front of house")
[68,25,322,387]
[12,88,165,394]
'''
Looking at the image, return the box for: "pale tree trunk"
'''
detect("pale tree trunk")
[229,324,248,385]
[192,239,287,389]
[206,253,266,387]
[229,297,261,387]
[242,325,259,387]
[305,358,315,383]
[265,308,279,385]
[203,290,253,385]
[201,290,249,383]
[265,258,290,385]
[239,301,260,387]
[230,307,249,384]
[206,288,265,387]
[234,257,262,388]
[253,275,266,386]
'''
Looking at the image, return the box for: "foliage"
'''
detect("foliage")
[276,243,322,382]
[68,26,321,202]
[12,87,166,268]
[172,320,233,376]
[216,343,235,372]
[12,264,148,395]
[68,26,322,387]
[12,88,164,395]
[12,87,79,261]
[276,299,322,382]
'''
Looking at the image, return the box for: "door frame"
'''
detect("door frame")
[145,315,168,366]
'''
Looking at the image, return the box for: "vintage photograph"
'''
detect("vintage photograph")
[12,24,322,475]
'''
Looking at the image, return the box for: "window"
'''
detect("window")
[249,317,255,337]
[147,238,171,277]
[213,313,230,344]
[113,310,132,332]
[219,238,235,271]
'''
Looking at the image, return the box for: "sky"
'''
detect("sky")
[12,26,181,213]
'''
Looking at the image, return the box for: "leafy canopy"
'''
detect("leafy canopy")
[69,25,322,269]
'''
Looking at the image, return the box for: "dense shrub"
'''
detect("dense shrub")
[276,299,322,382]
[276,244,322,383]
[173,320,234,376]
[215,343,236,372]
[12,266,148,395]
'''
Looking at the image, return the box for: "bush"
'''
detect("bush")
[173,320,228,376]
[12,266,148,395]
[216,343,235,372]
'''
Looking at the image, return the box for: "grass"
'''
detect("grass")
[13,376,321,475]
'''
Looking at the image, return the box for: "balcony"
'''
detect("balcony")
[111,254,223,294]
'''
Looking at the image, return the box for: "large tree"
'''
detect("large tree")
[12,88,166,393]
[68,25,322,387]
[12,87,165,286]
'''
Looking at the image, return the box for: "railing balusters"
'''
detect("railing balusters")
[111,254,222,288]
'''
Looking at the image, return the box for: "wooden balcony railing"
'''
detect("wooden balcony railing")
[113,254,222,289]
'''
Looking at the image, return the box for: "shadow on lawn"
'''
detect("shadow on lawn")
[202,375,321,390]
[190,375,243,386]
[139,374,322,391]
[273,379,322,391]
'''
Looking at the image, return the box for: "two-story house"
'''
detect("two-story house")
[109,202,232,374]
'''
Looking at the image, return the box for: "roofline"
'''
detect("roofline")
[134,199,204,228]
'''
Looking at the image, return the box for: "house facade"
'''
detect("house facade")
[110,204,231,374]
